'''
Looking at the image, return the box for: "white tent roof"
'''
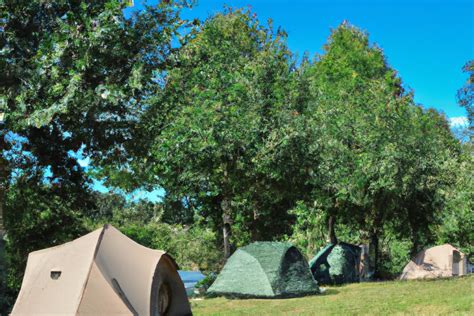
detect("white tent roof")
[11,224,191,315]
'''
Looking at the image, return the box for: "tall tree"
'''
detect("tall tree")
[2,0,187,170]
[0,0,187,309]
[304,23,403,259]
[457,60,473,142]
[140,9,296,259]
[297,23,458,277]
[435,143,474,257]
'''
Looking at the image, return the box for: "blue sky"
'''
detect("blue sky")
[130,0,473,122]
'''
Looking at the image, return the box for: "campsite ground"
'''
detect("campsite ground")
[191,275,473,315]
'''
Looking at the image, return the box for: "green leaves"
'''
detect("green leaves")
[139,9,297,246]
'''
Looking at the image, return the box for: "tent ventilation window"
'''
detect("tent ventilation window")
[50,270,61,280]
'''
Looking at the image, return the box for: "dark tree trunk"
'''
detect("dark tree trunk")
[409,216,420,258]
[411,235,419,258]
[369,232,379,279]
[250,210,257,241]
[327,215,338,244]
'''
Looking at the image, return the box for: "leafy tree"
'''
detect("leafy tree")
[0,0,187,310]
[295,23,404,267]
[435,143,474,257]
[292,23,459,277]
[140,9,297,259]
[3,172,92,309]
[1,0,188,181]
[457,60,473,141]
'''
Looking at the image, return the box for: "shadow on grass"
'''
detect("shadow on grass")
[201,289,337,300]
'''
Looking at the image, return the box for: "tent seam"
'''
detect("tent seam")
[74,224,107,314]
[242,249,275,296]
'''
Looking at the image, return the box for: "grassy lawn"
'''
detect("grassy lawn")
[191,275,474,315]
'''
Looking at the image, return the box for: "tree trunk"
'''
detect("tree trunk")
[221,196,232,260]
[369,232,379,279]
[250,208,260,241]
[410,235,419,258]
[327,215,338,244]
[409,217,420,258]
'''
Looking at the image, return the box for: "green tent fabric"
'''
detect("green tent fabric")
[309,242,361,285]
[207,242,320,298]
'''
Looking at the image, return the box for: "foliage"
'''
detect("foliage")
[435,144,474,257]
[3,176,90,310]
[293,24,460,276]
[377,233,413,278]
[1,0,190,186]
[84,193,222,272]
[457,60,473,141]
[0,2,471,309]
[1,1,187,310]
[139,8,298,257]
[287,201,327,258]
[195,272,217,292]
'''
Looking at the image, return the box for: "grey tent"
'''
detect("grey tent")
[309,242,361,285]
[400,244,469,280]
[11,224,191,315]
[207,242,319,298]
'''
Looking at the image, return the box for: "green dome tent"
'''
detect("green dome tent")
[207,242,319,298]
[309,242,361,285]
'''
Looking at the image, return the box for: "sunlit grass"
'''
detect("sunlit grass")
[191,274,474,315]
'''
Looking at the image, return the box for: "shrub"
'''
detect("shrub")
[86,221,222,273]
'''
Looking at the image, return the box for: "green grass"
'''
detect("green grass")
[191,275,474,315]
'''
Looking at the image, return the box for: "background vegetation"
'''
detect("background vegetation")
[1,1,472,313]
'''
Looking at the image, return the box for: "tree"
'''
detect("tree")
[0,1,187,309]
[140,9,297,259]
[435,143,474,257]
[1,0,187,174]
[294,23,459,277]
[299,24,402,268]
[457,60,473,141]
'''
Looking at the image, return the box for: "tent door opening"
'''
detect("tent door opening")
[452,250,461,276]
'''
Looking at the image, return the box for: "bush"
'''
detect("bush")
[196,272,217,292]
[86,221,222,273]
[3,180,89,313]
[378,236,413,278]
[286,201,327,258]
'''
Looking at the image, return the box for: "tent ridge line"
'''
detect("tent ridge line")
[74,224,108,314]
[241,248,276,296]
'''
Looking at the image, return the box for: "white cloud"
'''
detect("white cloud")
[449,116,468,128]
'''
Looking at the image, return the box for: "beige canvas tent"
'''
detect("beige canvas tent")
[11,224,191,315]
[400,244,468,280]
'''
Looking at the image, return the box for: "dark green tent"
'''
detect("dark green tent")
[309,242,361,285]
[207,242,319,298]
